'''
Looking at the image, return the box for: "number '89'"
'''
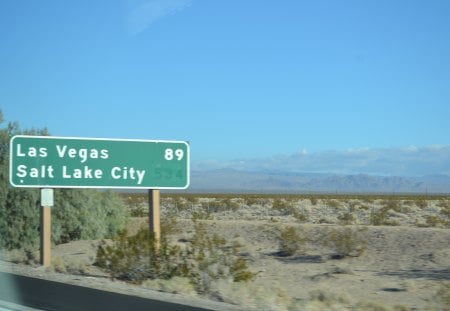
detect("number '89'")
[164,148,184,161]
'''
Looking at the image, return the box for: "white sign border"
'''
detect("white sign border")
[9,135,190,190]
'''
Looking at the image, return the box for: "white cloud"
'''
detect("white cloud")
[127,0,192,35]
[401,145,419,153]
[298,148,308,155]
[344,147,370,153]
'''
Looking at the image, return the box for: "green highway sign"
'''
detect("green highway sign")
[9,135,190,189]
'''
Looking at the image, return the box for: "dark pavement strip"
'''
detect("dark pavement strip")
[0,272,212,311]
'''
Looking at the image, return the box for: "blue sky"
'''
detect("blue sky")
[1,1,449,175]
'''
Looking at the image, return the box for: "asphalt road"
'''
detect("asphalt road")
[0,272,212,311]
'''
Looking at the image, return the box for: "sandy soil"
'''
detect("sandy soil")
[2,196,450,310]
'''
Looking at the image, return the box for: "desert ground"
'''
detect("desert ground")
[2,194,450,310]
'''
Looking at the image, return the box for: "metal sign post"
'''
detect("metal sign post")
[40,189,54,267]
[148,189,161,248]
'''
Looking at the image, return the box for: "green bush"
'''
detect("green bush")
[0,116,43,250]
[0,187,41,250]
[0,113,128,250]
[52,189,128,243]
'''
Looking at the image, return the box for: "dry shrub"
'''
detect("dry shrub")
[272,199,295,217]
[50,256,67,273]
[355,301,410,311]
[370,207,400,226]
[0,248,28,264]
[317,217,335,224]
[414,199,428,209]
[223,198,241,211]
[48,256,91,275]
[309,289,351,306]
[95,229,179,283]
[338,212,355,225]
[291,291,410,311]
[0,248,40,265]
[381,199,402,212]
[292,208,309,222]
[290,289,351,311]
[321,227,367,259]
[424,215,448,228]
[95,219,255,294]
[191,210,212,220]
[185,220,255,293]
[123,195,147,217]
[160,212,180,236]
[325,199,341,209]
[358,204,370,210]
[440,204,450,221]
[328,264,354,275]
[309,197,318,206]
[64,257,91,274]
[426,282,450,311]
[212,280,292,311]
[278,226,308,257]
[142,277,197,296]
[272,198,290,210]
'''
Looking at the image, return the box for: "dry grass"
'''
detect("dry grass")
[3,194,450,311]
[113,193,450,310]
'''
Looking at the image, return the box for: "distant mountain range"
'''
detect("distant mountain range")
[188,169,450,194]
